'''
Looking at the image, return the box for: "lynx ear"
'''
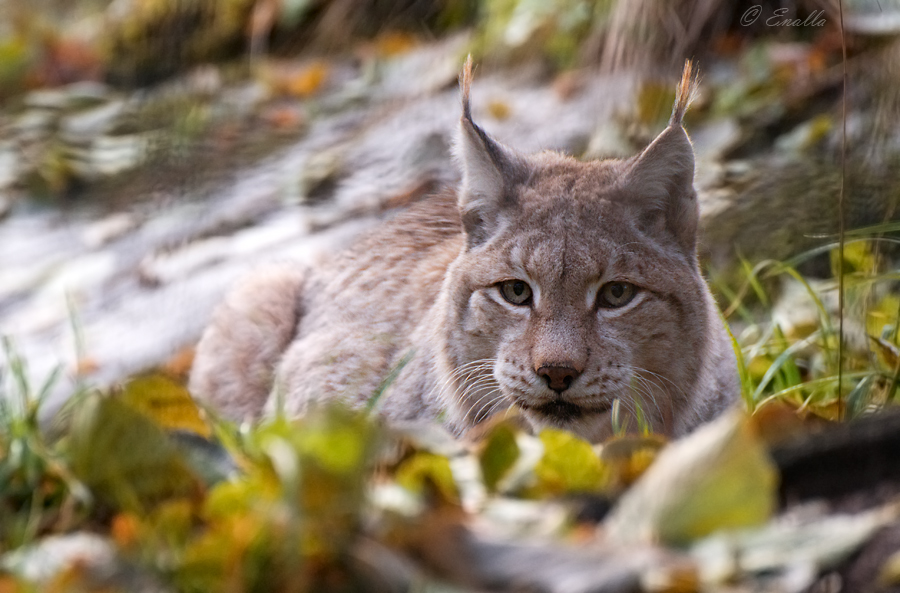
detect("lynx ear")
[622,125,698,252]
[454,56,527,247]
[621,61,700,253]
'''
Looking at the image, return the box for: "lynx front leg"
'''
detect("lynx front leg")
[189,264,306,422]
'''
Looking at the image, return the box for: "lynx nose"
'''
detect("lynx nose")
[537,365,581,393]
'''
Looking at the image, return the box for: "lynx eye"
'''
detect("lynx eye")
[498,279,533,306]
[598,282,636,308]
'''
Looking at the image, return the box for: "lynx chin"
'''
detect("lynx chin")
[190,59,739,442]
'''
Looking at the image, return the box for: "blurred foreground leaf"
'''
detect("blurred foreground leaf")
[180,407,380,591]
[395,452,459,505]
[477,420,520,492]
[606,411,777,545]
[692,503,900,584]
[600,434,666,491]
[532,429,607,495]
[119,373,210,437]
[68,394,201,513]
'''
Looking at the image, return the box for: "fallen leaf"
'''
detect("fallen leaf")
[692,503,900,584]
[600,433,666,491]
[879,548,900,587]
[749,400,809,447]
[110,513,140,549]
[477,420,520,492]
[605,410,777,545]
[260,104,306,130]
[870,335,900,369]
[553,70,585,100]
[32,35,104,88]
[73,357,99,377]
[287,60,328,97]
[0,576,23,593]
[487,99,511,120]
[68,394,202,513]
[120,373,210,437]
[395,452,460,505]
[532,429,607,495]
[373,32,418,56]
[162,346,195,380]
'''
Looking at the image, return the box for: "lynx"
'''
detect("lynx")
[189,59,739,442]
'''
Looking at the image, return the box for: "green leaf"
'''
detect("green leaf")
[67,394,201,513]
[395,452,459,505]
[478,421,520,492]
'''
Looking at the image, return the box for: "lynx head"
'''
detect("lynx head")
[438,59,718,442]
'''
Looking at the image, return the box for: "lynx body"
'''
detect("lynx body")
[190,61,739,442]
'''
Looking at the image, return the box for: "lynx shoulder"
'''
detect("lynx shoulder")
[190,60,739,442]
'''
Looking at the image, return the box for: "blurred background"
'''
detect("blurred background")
[1,0,899,422]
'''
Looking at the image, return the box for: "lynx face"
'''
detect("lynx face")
[437,65,717,441]
[439,157,712,441]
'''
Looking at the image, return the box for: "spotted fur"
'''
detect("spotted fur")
[190,60,739,442]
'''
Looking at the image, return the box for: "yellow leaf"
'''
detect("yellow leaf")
[68,394,202,513]
[534,429,607,494]
[870,335,899,369]
[487,99,512,120]
[395,452,459,505]
[605,410,777,545]
[879,549,900,587]
[867,294,900,345]
[831,239,876,277]
[600,434,667,490]
[121,373,210,437]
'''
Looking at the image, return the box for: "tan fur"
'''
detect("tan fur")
[670,60,698,127]
[190,60,739,442]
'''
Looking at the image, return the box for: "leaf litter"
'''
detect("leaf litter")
[2,352,897,593]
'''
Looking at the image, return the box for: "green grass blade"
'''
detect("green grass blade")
[755,370,882,410]
[750,330,820,404]
[366,349,415,413]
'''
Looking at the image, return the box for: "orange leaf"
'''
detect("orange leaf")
[162,346,195,380]
[34,36,103,88]
[287,60,329,97]
[111,513,141,548]
[0,575,25,593]
[74,357,99,377]
[373,32,418,57]
[261,104,306,130]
